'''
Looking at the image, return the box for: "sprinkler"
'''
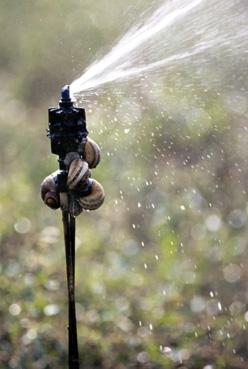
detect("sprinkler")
[41,85,105,369]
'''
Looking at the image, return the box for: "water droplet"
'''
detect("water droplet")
[43,304,60,316]
[205,214,222,232]
[9,303,21,316]
[223,264,241,283]
[14,217,31,234]
[190,296,206,313]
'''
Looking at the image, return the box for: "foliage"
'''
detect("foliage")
[0,1,247,368]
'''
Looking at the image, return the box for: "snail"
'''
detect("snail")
[67,158,105,211]
[69,195,83,217]
[78,179,105,210]
[41,172,60,209]
[67,158,90,190]
[41,138,104,214]
[84,138,101,169]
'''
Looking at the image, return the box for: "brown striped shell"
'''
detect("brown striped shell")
[69,199,83,217]
[41,174,60,209]
[84,138,101,169]
[78,179,105,210]
[67,159,90,190]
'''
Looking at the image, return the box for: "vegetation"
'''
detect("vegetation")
[0,1,247,368]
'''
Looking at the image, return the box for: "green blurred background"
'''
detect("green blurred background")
[0,1,247,368]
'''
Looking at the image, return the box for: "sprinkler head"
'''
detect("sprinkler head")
[48,85,88,165]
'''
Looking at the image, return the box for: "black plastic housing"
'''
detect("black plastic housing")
[47,86,89,174]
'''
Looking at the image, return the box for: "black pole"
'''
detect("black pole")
[62,211,79,369]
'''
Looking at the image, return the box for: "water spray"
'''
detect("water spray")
[41,85,105,369]
[70,0,247,97]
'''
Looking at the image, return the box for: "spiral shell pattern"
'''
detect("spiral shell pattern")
[84,138,101,169]
[41,174,60,209]
[78,179,105,210]
[67,159,90,190]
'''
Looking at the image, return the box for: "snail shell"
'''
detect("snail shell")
[84,138,101,169]
[67,159,90,190]
[41,174,60,209]
[78,179,105,210]
[69,198,83,217]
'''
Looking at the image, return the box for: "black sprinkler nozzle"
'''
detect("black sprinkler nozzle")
[48,85,88,166]
[61,85,71,101]
[60,85,72,108]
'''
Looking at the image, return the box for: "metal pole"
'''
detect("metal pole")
[62,211,79,369]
